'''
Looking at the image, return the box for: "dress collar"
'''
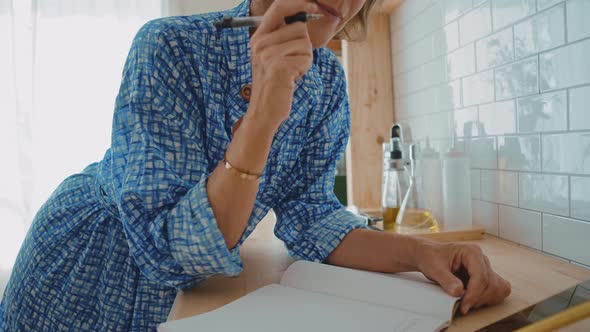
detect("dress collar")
[221,0,253,86]
[219,0,323,146]
[220,0,322,100]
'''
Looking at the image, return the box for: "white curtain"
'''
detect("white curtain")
[1,0,31,297]
[0,0,163,297]
[0,0,241,300]
[1,0,240,299]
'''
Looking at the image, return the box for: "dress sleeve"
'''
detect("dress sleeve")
[110,19,242,289]
[272,67,367,263]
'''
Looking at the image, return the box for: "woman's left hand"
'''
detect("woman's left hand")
[415,242,512,315]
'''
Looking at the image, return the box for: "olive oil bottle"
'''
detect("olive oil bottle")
[382,124,407,231]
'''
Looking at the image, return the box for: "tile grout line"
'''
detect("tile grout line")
[563,0,569,44]
[396,79,590,111]
[568,176,572,218]
[541,212,545,251]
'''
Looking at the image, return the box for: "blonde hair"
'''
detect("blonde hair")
[337,0,378,41]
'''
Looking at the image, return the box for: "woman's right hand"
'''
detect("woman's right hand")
[247,0,319,130]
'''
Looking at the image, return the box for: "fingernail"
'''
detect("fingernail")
[463,304,471,314]
[452,282,463,296]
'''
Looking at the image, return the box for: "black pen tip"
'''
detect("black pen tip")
[215,16,233,29]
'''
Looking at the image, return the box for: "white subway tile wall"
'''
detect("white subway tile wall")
[390,0,590,267]
[495,57,539,100]
[471,169,482,199]
[517,90,567,133]
[537,0,563,11]
[497,134,541,171]
[459,1,492,45]
[499,205,542,250]
[566,0,590,43]
[571,177,590,221]
[540,39,590,91]
[447,44,476,80]
[442,0,472,23]
[481,170,519,206]
[478,100,517,135]
[491,0,536,30]
[569,85,590,130]
[543,214,590,266]
[462,70,495,106]
[542,132,590,174]
[514,4,565,58]
[437,79,462,111]
[466,137,498,168]
[519,173,569,216]
[476,28,514,71]
[473,199,499,235]
[453,107,478,137]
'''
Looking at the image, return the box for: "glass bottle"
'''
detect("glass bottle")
[381,124,407,232]
[394,144,440,234]
[382,155,406,231]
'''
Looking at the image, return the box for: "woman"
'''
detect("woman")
[0,0,511,330]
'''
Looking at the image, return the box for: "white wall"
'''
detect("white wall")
[390,0,590,269]
[164,0,242,16]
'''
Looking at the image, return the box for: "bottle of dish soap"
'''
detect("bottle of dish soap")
[441,135,472,231]
[394,143,440,234]
[420,137,445,228]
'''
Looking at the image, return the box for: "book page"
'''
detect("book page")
[280,261,459,322]
[158,284,447,332]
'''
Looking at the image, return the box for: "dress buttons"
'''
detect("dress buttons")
[240,84,252,101]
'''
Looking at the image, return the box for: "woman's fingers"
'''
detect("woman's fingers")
[458,247,512,314]
[460,246,491,314]
[257,0,318,34]
[420,243,511,315]
[251,22,313,84]
[434,269,465,298]
[471,257,511,310]
[252,22,309,54]
[260,37,312,60]
[247,0,318,127]
[266,54,313,81]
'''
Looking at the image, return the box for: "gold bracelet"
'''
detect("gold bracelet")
[221,156,262,181]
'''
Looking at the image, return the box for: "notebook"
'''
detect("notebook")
[158,261,461,332]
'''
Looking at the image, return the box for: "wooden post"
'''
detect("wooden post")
[343,13,394,211]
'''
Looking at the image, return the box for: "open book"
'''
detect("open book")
[159,261,461,332]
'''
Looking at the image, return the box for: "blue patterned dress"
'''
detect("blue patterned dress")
[0,1,366,330]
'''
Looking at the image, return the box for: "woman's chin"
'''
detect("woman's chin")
[307,21,339,48]
[309,27,340,48]
[311,37,333,49]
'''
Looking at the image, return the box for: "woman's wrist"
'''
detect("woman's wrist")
[223,110,278,175]
[244,94,290,131]
[399,236,438,272]
[242,107,283,136]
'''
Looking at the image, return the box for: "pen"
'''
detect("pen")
[215,12,323,29]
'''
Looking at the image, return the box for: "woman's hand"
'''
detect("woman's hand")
[415,242,512,315]
[247,0,318,129]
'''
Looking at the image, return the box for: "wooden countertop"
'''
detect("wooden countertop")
[168,213,590,331]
